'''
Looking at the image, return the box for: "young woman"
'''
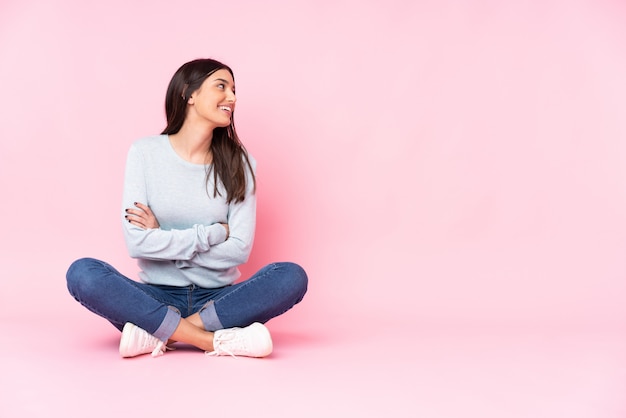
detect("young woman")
[66,58,308,358]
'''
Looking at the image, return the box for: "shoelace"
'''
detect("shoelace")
[151,341,175,357]
[205,331,240,358]
[205,346,236,358]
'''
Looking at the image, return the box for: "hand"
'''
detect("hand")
[220,223,229,239]
[125,202,160,230]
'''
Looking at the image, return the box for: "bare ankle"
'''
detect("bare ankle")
[186,313,205,330]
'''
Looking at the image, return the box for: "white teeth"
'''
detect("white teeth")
[220,106,231,112]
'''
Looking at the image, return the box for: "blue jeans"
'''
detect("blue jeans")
[66,258,308,342]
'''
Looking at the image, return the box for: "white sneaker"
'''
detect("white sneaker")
[119,322,171,358]
[206,322,273,358]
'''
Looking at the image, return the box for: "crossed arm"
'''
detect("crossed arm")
[125,202,230,238]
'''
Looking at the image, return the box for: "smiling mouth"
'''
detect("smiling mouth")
[219,106,232,113]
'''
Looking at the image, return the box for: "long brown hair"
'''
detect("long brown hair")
[161,58,256,204]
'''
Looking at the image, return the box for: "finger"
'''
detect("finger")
[134,202,153,215]
[126,218,147,229]
[125,208,147,219]
[125,208,144,216]
[125,213,141,223]
[125,203,148,215]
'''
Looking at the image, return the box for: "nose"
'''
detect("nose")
[226,89,236,103]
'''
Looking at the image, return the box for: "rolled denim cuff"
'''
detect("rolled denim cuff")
[152,306,181,341]
[199,300,224,331]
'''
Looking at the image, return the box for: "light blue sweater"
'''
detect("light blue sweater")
[122,135,256,288]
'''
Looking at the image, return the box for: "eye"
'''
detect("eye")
[217,83,225,89]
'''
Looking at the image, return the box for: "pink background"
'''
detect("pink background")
[1,1,626,417]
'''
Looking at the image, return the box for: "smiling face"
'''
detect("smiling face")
[186,68,236,129]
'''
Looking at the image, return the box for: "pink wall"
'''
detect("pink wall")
[1,0,626,327]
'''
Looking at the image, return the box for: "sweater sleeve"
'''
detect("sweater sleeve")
[121,143,227,261]
[175,163,257,270]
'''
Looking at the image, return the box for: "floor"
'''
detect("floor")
[2,311,624,418]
